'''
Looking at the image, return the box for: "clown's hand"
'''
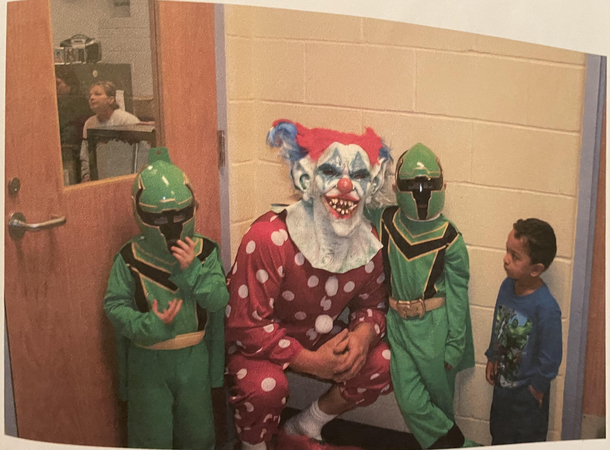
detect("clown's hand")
[333,323,375,382]
[152,299,183,324]
[172,237,196,270]
[292,329,349,380]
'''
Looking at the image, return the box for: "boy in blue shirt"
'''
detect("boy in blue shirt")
[485,218,562,444]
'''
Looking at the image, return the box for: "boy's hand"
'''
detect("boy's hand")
[485,360,497,385]
[172,237,196,270]
[152,299,183,324]
[528,385,544,407]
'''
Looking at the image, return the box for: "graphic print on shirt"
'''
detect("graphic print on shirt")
[492,305,533,387]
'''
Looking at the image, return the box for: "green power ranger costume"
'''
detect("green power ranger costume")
[104,148,229,449]
[368,144,475,449]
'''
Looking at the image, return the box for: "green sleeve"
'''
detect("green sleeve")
[205,310,226,388]
[170,242,229,387]
[443,234,471,368]
[170,245,229,314]
[104,254,176,347]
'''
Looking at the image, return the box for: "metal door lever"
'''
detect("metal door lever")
[8,212,66,240]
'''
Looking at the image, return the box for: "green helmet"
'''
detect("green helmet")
[132,147,196,254]
[395,143,445,221]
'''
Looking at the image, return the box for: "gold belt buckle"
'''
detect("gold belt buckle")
[396,298,426,319]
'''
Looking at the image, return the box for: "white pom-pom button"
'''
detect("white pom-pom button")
[315,314,334,334]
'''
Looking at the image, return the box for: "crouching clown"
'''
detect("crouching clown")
[225,120,394,450]
[367,143,476,449]
[104,148,229,449]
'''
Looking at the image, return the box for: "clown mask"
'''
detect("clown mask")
[310,143,378,237]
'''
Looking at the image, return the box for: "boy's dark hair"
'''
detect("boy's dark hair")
[513,218,557,269]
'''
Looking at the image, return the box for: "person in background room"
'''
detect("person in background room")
[55,66,91,149]
[367,143,477,449]
[79,80,140,182]
[485,218,562,445]
[225,120,394,450]
[103,147,228,449]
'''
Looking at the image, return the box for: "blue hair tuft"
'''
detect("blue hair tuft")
[266,121,307,162]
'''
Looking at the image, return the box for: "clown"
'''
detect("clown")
[367,143,476,449]
[104,147,228,449]
[225,120,394,450]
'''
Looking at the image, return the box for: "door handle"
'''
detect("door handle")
[8,212,66,240]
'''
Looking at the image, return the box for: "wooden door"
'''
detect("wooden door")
[4,0,220,446]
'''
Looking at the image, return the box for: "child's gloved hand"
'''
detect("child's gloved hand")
[172,237,196,270]
[152,299,183,324]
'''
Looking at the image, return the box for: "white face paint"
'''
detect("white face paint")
[312,143,373,237]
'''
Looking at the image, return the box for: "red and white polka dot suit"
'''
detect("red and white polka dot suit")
[225,211,393,445]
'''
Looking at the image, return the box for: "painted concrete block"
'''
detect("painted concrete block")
[455,364,493,421]
[256,161,300,213]
[306,43,416,111]
[226,37,255,100]
[229,161,259,223]
[468,247,506,309]
[363,19,476,51]
[527,64,586,131]
[226,5,362,42]
[470,307,495,365]
[548,375,565,432]
[443,184,576,259]
[252,39,306,103]
[542,258,573,319]
[416,52,530,125]
[362,112,472,182]
[227,101,257,163]
[472,123,581,196]
[473,35,586,65]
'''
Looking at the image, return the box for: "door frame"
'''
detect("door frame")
[561,54,606,440]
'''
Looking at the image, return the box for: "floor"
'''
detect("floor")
[225,407,421,450]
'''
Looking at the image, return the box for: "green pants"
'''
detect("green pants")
[127,341,215,449]
[388,307,457,449]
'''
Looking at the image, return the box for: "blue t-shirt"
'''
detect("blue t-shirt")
[485,278,562,392]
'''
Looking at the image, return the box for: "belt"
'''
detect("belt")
[389,296,445,319]
[135,330,205,350]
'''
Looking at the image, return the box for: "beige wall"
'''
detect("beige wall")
[223,5,587,445]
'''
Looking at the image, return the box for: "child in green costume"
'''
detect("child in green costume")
[368,143,477,449]
[104,147,229,449]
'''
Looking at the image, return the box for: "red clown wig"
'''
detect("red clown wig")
[272,119,384,165]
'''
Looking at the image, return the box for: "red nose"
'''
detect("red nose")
[337,177,353,194]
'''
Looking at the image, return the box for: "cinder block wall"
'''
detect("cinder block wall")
[223,5,586,444]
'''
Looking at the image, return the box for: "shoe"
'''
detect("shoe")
[275,430,362,450]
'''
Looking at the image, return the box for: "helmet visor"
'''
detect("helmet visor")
[396,176,443,193]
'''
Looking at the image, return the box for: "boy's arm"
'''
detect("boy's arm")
[443,234,470,369]
[530,304,562,393]
[170,240,229,314]
[104,254,177,347]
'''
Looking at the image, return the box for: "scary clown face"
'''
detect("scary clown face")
[311,143,376,237]
[267,120,390,240]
